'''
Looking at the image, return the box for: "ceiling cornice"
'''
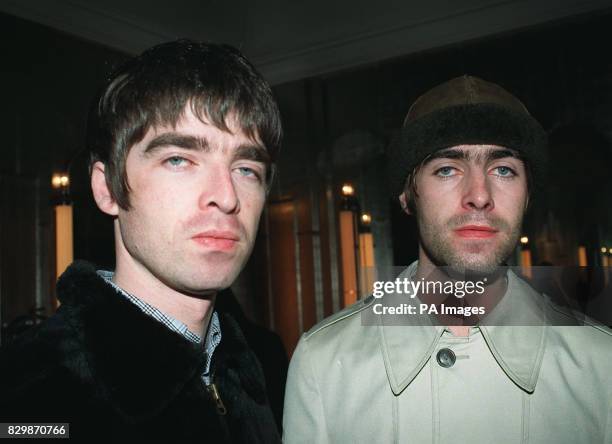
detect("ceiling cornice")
[1,0,611,85]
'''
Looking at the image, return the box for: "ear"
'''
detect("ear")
[91,161,119,216]
[398,192,412,215]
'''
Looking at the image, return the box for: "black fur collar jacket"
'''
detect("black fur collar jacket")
[0,261,280,443]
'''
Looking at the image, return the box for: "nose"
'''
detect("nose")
[461,170,494,211]
[198,166,240,214]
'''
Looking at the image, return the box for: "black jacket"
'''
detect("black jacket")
[0,261,280,443]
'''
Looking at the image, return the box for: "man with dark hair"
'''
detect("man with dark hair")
[284,76,612,443]
[0,40,282,443]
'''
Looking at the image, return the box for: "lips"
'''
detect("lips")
[454,225,498,239]
[192,230,240,250]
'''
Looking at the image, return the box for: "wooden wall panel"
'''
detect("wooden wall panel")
[296,195,317,332]
[318,188,334,318]
[268,201,300,356]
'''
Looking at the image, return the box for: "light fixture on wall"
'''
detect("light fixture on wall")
[602,246,610,268]
[341,183,355,197]
[51,174,70,190]
[339,183,359,307]
[358,213,376,297]
[519,235,532,278]
[52,172,73,288]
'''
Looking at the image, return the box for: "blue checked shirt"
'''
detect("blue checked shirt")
[97,270,222,385]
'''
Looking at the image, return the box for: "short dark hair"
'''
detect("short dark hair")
[87,39,282,209]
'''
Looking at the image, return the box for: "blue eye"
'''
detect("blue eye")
[235,166,263,182]
[238,167,254,176]
[494,166,515,177]
[166,156,187,167]
[435,166,456,177]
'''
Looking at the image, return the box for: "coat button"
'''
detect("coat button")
[436,348,456,368]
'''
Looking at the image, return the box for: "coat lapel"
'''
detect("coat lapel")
[480,270,548,393]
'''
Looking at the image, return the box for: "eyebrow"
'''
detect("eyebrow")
[144,133,209,154]
[423,147,522,165]
[232,144,271,165]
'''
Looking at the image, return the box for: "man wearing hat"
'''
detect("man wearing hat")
[283,76,612,443]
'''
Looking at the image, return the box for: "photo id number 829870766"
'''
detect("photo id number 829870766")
[0,423,69,439]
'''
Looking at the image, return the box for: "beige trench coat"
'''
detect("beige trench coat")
[284,262,612,443]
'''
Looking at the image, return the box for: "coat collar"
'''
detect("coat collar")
[378,261,548,395]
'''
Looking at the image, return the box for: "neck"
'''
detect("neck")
[416,248,507,337]
[447,325,472,337]
[113,230,215,338]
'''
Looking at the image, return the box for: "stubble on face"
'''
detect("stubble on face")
[410,144,528,276]
[416,209,523,275]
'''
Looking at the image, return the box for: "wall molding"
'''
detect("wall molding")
[1,0,611,85]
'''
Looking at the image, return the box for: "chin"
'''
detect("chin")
[450,253,509,276]
[170,268,238,295]
[193,275,236,293]
[454,264,498,276]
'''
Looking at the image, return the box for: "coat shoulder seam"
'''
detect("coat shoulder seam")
[304,296,376,340]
